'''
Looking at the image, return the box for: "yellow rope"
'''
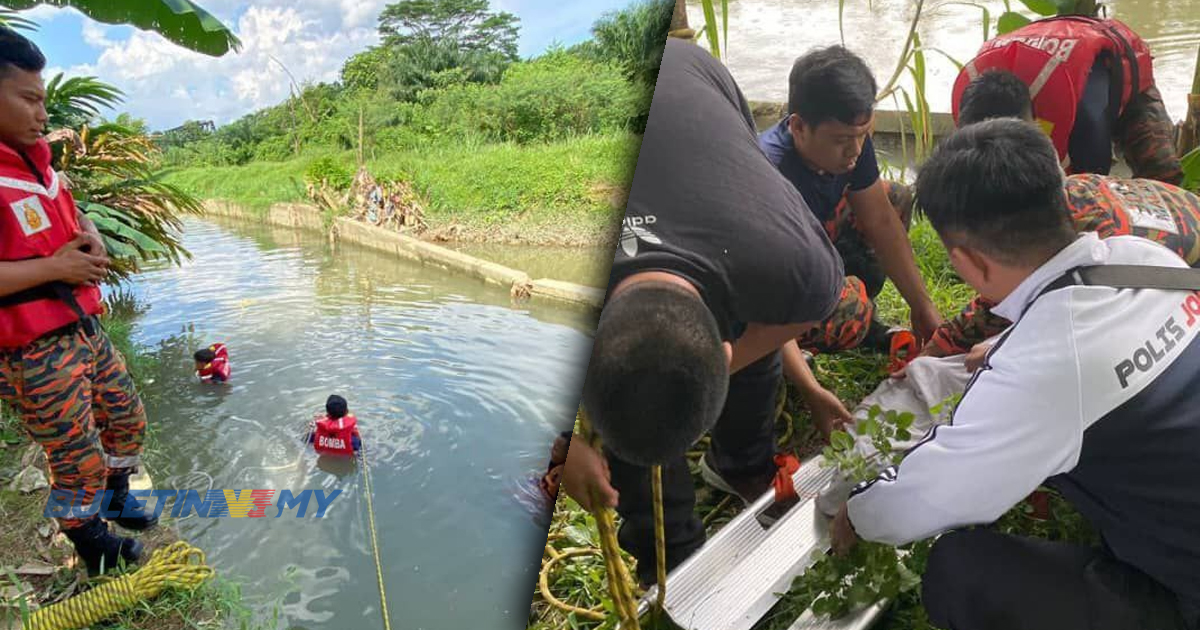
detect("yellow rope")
[651,465,667,617]
[577,407,641,630]
[538,547,608,621]
[360,444,392,630]
[24,542,213,630]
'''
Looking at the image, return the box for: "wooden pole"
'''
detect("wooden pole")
[669,0,695,40]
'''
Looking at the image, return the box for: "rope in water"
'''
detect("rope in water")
[360,442,393,630]
[23,542,214,630]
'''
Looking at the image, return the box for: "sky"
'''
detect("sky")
[23,0,635,131]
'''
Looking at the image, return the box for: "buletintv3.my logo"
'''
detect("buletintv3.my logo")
[620,215,660,256]
[45,489,343,519]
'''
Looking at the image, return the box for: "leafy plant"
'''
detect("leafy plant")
[996,0,1099,35]
[767,405,931,625]
[0,0,240,57]
[304,155,354,190]
[697,0,728,61]
[45,74,124,129]
[65,123,200,278]
[1182,147,1200,193]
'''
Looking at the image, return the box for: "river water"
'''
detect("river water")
[116,217,594,629]
[688,0,1199,120]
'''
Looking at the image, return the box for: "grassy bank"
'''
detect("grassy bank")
[0,301,266,630]
[163,133,641,248]
[526,219,1057,630]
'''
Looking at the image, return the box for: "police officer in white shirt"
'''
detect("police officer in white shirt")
[831,118,1200,630]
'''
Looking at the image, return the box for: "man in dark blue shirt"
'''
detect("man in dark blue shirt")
[761,47,943,417]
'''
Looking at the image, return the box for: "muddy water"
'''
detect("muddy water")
[688,0,1199,120]
[119,217,594,629]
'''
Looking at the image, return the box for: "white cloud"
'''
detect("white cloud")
[55,1,390,129]
[80,21,114,49]
[51,0,623,129]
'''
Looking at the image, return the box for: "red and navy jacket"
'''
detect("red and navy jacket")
[952,16,1155,171]
[197,343,231,382]
[0,138,102,348]
[310,414,362,457]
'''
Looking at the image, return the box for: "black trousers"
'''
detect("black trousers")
[923,529,1198,630]
[606,350,782,585]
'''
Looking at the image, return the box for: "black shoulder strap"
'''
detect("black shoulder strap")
[0,281,95,335]
[1041,265,1200,296]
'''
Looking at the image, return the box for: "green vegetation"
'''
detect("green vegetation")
[164,132,640,244]
[528,219,1094,630]
[0,297,273,630]
[157,0,673,245]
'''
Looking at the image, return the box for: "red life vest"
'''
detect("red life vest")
[952,17,1156,166]
[0,139,102,348]
[197,343,231,381]
[314,414,358,457]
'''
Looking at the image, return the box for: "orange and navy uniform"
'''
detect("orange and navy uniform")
[930,175,1200,355]
[0,138,146,529]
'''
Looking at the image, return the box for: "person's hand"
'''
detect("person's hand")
[44,128,84,154]
[804,386,853,441]
[965,342,993,372]
[76,230,109,263]
[51,235,108,285]
[560,440,619,513]
[831,503,859,556]
[550,434,570,464]
[910,301,944,346]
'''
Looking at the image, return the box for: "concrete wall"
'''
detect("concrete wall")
[201,200,604,312]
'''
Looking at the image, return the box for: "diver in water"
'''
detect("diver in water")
[194,342,230,383]
[308,395,362,457]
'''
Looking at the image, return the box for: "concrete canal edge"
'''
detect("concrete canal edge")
[201,200,606,312]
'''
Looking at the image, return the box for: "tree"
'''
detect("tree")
[341,45,396,91]
[588,0,673,88]
[377,0,519,61]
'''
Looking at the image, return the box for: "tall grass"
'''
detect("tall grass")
[163,133,641,242]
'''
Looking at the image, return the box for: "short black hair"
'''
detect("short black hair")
[915,118,1075,266]
[326,395,348,419]
[581,282,729,467]
[788,46,877,126]
[0,26,45,81]
[194,348,215,363]
[958,69,1033,126]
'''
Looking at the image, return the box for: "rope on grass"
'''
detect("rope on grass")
[538,547,607,621]
[23,542,214,630]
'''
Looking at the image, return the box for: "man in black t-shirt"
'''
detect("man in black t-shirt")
[562,39,844,584]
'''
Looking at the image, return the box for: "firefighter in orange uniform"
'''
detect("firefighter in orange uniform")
[0,26,155,576]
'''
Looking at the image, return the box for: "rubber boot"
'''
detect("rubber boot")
[861,318,904,354]
[63,516,143,576]
[104,469,159,531]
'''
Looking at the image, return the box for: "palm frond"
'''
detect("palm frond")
[45,74,125,128]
